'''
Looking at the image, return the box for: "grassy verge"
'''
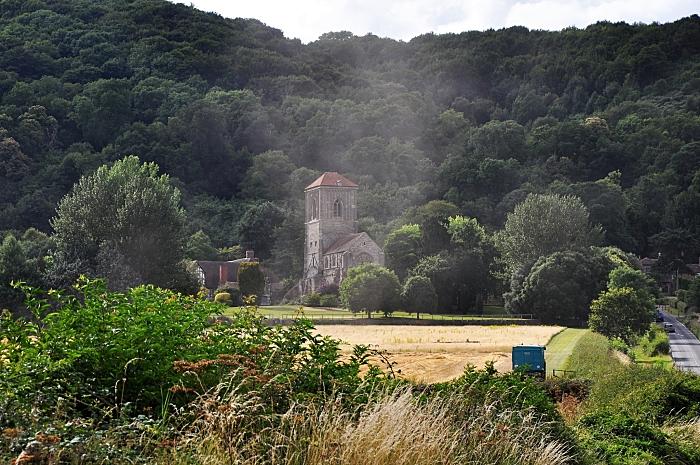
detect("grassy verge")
[561,331,619,378]
[629,325,673,367]
[560,330,700,465]
[545,328,589,374]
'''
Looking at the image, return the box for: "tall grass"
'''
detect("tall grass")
[166,380,573,465]
[561,331,621,378]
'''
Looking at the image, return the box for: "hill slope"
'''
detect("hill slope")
[1,0,699,279]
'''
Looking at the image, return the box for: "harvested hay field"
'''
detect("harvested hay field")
[316,325,563,383]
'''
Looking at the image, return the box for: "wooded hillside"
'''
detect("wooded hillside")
[1,0,699,280]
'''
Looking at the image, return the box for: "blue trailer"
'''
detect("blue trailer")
[512,345,546,378]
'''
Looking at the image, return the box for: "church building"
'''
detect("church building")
[302,172,384,294]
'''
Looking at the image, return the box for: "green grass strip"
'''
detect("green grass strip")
[545,328,590,373]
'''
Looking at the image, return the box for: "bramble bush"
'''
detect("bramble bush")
[0,277,383,429]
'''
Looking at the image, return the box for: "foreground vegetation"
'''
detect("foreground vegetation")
[2,281,698,465]
[562,332,700,464]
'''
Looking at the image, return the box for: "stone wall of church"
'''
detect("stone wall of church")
[346,237,384,267]
[304,221,321,276]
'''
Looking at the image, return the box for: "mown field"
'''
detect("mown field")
[314,324,563,383]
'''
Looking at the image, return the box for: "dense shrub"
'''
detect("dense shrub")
[302,291,321,307]
[215,285,241,305]
[238,261,265,303]
[578,411,686,465]
[317,282,339,296]
[543,378,592,403]
[214,291,232,304]
[319,293,339,307]
[637,325,670,356]
[401,275,437,317]
[0,278,222,421]
[440,364,561,424]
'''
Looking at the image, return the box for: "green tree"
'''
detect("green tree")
[384,224,423,280]
[506,249,613,325]
[238,261,265,303]
[609,265,657,298]
[237,202,286,260]
[447,215,498,312]
[401,275,437,319]
[185,230,219,260]
[496,193,603,272]
[589,287,656,344]
[242,150,297,200]
[0,235,31,311]
[405,200,459,254]
[51,156,193,291]
[687,277,700,309]
[409,253,453,311]
[447,215,489,248]
[70,79,133,149]
[339,263,401,317]
[469,120,527,161]
[218,245,244,261]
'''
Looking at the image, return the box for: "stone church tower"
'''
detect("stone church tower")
[302,172,383,294]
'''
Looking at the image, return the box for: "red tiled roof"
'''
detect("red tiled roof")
[305,172,358,190]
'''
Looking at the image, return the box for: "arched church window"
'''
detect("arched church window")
[333,199,343,218]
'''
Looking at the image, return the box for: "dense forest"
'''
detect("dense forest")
[1,0,699,288]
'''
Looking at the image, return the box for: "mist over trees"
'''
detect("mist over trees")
[0,0,699,311]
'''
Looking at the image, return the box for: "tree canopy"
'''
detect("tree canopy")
[0,0,699,296]
[339,263,401,315]
[496,193,602,272]
[51,155,192,291]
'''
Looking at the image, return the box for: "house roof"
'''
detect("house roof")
[305,172,358,190]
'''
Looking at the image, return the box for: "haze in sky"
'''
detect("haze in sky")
[173,0,698,42]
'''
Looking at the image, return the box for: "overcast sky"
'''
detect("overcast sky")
[173,0,698,42]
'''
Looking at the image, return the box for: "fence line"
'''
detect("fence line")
[265,313,534,321]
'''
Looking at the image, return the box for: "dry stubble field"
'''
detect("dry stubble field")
[315,325,563,383]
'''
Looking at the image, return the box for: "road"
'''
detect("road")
[661,311,700,375]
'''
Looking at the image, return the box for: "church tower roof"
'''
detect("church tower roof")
[305,172,358,190]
